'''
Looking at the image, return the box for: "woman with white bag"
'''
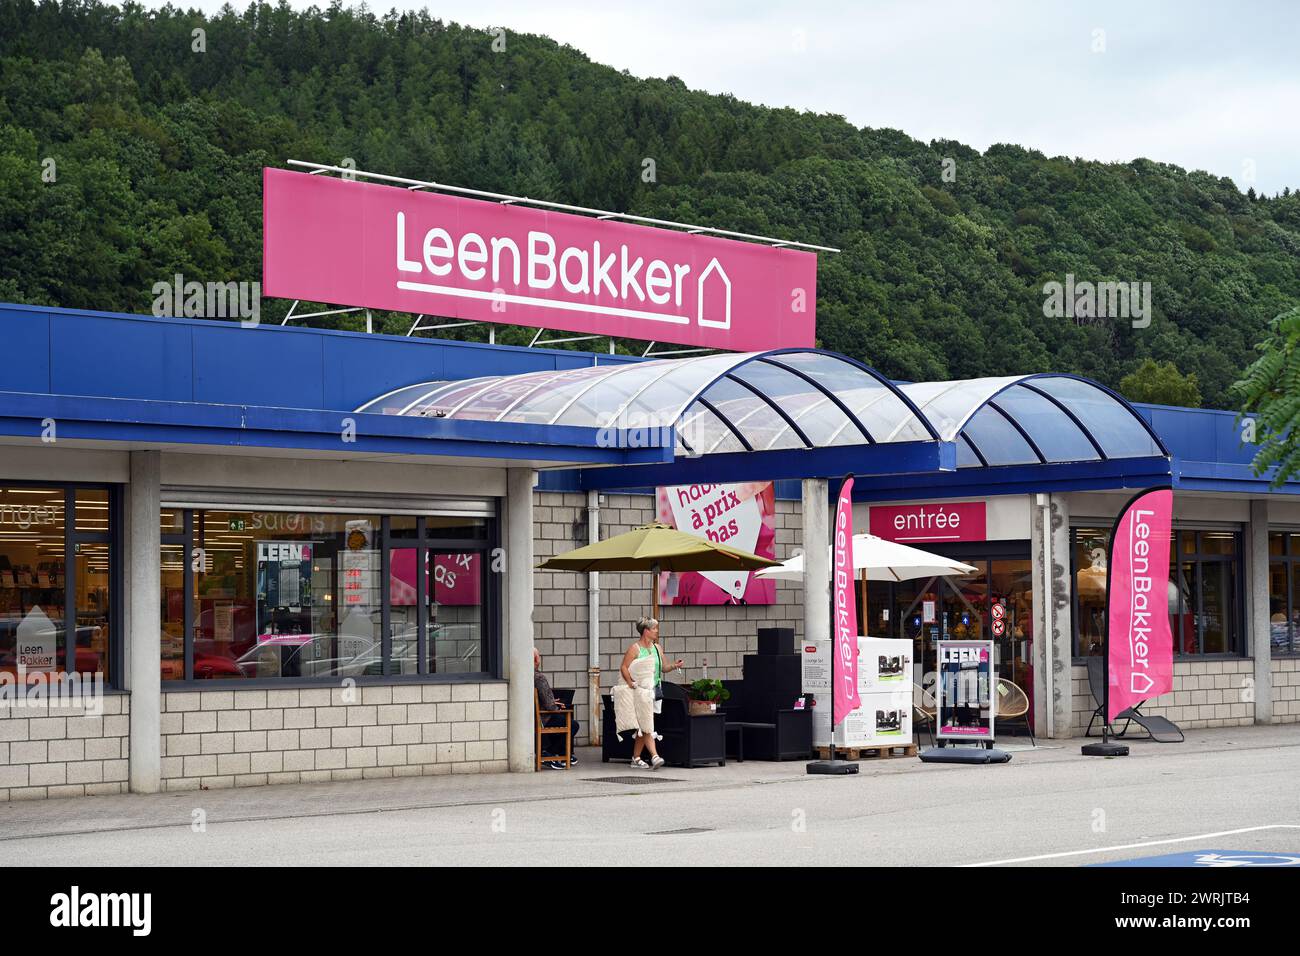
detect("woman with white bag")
[613,617,684,769]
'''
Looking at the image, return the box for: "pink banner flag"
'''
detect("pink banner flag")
[1107,487,1174,722]
[833,475,860,726]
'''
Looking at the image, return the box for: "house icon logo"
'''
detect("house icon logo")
[696,258,732,330]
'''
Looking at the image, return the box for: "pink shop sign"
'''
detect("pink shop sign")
[263,168,817,351]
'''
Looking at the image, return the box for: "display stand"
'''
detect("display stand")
[918,639,1011,764]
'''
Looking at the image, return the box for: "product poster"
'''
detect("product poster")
[936,640,994,740]
[389,551,481,606]
[256,540,313,642]
[656,481,776,605]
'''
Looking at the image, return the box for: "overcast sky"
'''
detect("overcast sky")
[161,0,1299,194]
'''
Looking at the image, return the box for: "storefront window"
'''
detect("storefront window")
[429,551,484,673]
[1072,526,1241,658]
[1267,532,1300,656]
[0,485,115,683]
[160,508,496,682]
[1073,526,1109,656]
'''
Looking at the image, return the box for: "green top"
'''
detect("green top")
[636,643,662,684]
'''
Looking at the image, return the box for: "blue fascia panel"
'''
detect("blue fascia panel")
[1172,457,1300,493]
[0,306,52,393]
[0,391,673,466]
[3,302,642,411]
[576,441,953,491]
[51,313,193,402]
[848,456,1174,501]
[192,322,327,409]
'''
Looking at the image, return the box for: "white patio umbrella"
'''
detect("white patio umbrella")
[755,533,977,583]
[756,533,978,635]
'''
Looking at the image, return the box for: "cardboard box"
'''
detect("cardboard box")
[812,688,913,747]
[801,638,913,694]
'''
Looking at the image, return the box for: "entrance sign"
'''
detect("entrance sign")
[1106,487,1174,721]
[832,476,860,726]
[656,481,776,605]
[869,501,987,543]
[263,169,817,351]
[936,640,994,740]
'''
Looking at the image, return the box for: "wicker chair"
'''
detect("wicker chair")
[994,678,1035,746]
[913,681,938,747]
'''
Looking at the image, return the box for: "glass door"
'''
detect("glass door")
[897,561,987,686]
[878,553,1035,731]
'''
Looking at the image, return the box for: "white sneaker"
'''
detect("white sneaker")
[630,757,650,769]
[649,755,665,769]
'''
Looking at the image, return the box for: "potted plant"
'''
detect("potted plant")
[686,678,730,716]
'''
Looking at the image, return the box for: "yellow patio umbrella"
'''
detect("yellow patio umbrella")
[538,521,781,618]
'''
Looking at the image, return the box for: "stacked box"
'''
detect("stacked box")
[802,638,913,747]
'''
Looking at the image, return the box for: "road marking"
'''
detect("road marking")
[963,824,1300,867]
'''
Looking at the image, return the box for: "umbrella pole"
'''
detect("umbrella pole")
[652,561,660,621]
[859,568,868,637]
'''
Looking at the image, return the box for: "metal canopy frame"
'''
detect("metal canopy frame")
[287,160,841,254]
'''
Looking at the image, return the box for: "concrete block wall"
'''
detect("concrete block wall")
[532,491,806,743]
[1271,658,1300,722]
[159,682,508,791]
[0,695,131,800]
[1070,659,1256,734]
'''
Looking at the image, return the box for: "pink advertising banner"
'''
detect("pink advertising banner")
[655,482,776,605]
[833,476,861,726]
[263,168,817,351]
[1106,487,1174,722]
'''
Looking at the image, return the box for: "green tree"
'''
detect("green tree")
[1233,306,1300,485]
[1119,359,1202,407]
[0,0,1298,395]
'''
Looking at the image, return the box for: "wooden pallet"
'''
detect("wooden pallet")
[814,743,918,761]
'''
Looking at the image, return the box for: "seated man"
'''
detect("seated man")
[534,648,580,768]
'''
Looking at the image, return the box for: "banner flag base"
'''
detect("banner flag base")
[918,747,1012,764]
[806,759,859,775]
[1081,742,1130,757]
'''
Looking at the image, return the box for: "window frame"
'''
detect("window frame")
[1070,524,1246,662]
[1266,530,1300,658]
[159,503,501,689]
[0,481,121,688]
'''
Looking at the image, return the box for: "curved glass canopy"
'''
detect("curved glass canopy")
[356,349,937,456]
[898,374,1167,468]
[357,353,1167,468]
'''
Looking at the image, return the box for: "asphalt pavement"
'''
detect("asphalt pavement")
[2,726,1298,866]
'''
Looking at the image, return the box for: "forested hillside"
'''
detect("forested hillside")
[2,0,1298,408]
